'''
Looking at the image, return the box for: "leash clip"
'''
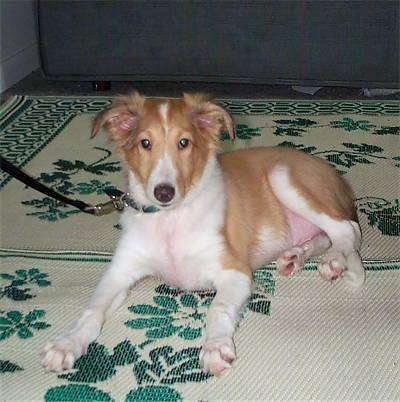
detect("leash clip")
[88,188,158,216]
[91,188,128,216]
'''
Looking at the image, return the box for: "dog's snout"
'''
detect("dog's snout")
[154,183,175,204]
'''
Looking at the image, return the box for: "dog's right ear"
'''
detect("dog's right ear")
[91,91,145,149]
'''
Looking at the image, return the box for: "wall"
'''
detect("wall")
[0,0,39,93]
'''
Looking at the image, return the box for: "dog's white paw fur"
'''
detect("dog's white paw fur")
[318,251,346,281]
[199,337,236,376]
[40,335,87,372]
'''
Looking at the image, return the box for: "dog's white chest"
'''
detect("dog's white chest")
[121,204,224,290]
[158,221,222,288]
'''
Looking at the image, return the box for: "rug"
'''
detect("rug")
[1,96,399,401]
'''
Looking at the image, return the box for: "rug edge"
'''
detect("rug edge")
[1,248,399,270]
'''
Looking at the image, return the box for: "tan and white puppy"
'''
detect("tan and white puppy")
[40,92,365,375]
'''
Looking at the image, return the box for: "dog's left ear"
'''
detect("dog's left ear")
[184,93,235,141]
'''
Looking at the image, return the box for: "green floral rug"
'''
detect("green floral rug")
[1,96,399,401]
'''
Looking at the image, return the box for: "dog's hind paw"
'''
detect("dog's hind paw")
[277,247,305,277]
[199,337,236,376]
[318,251,346,282]
[40,335,87,372]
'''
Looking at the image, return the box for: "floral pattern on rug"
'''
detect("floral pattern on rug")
[0,260,275,401]
[0,267,52,375]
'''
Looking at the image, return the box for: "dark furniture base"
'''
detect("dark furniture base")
[92,81,111,91]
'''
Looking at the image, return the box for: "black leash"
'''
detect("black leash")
[0,156,130,216]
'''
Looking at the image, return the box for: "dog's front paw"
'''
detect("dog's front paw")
[199,338,236,376]
[40,335,87,372]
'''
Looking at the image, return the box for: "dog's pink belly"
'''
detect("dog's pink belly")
[284,207,323,246]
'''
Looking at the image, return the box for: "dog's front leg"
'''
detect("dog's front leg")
[200,268,252,376]
[40,241,148,372]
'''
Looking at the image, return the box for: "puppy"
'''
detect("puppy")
[40,92,365,375]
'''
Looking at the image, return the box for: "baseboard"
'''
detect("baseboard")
[0,43,40,93]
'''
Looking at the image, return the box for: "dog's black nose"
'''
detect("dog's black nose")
[154,183,175,204]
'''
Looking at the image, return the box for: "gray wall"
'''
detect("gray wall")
[1,0,39,93]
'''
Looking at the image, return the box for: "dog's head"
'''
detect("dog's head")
[91,92,235,208]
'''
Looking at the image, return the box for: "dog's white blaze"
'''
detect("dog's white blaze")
[159,102,169,122]
[159,103,169,135]
[147,152,178,200]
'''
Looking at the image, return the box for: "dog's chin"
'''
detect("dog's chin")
[147,195,182,211]
[155,199,181,210]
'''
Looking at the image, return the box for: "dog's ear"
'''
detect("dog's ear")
[91,91,145,149]
[184,93,235,142]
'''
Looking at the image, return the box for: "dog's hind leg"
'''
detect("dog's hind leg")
[317,220,364,286]
[269,165,365,288]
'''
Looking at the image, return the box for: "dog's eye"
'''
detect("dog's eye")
[141,139,152,150]
[178,138,190,149]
